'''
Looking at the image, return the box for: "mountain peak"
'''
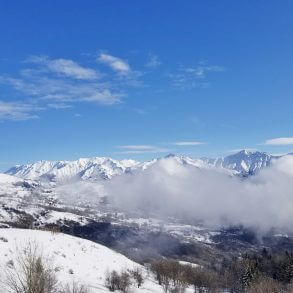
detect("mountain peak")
[164,153,177,158]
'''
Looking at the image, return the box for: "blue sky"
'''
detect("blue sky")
[1,1,293,169]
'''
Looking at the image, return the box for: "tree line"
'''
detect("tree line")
[147,250,293,293]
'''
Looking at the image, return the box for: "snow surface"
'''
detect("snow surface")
[0,173,33,199]
[0,228,163,292]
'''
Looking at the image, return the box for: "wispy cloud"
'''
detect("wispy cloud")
[145,54,161,68]
[27,56,100,80]
[116,145,170,154]
[0,101,42,121]
[2,75,123,105]
[98,53,131,75]
[264,137,293,145]
[227,148,258,154]
[171,141,205,146]
[118,145,155,150]
[47,103,73,109]
[169,61,225,89]
[132,108,147,115]
[184,64,225,79]
[0,57,124,108]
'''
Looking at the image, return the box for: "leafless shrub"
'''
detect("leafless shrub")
[247,276,283,293]
[129,267,144,288]
[150,260,190,293]
[151,259,222,293]
[4,242,58,293]
[105,270,120,291]
[105,270,132,293]
[60,281,89,293]
[150,260,171,292]
[119,271,132,293]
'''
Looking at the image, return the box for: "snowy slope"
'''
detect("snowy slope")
[0,228,162,293]
[0,173,39,198]
[0,173,91,228]
[0,173,23,184]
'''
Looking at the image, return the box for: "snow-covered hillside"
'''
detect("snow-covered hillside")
[0,172,90,229]
[0,173,39,198]
[0,228,162,293]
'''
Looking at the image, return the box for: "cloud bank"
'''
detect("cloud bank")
[105,155,293,232]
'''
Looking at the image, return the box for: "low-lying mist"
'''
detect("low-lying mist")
[104,155,293,232]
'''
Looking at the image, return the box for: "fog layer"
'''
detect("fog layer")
[105,156,293,231]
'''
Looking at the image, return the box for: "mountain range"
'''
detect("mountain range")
[1,150,293,264]
[5,150,280,184]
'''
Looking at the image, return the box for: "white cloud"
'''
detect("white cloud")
[98,53,130,75]
[47,103,73,109]
[1,71,123,106]
[28,56,100,80]
[116,145,170,154]
[0,101,41,121]
[169,62,225,89]
[0,53,146,119]
[185,64,225,79]
[145,54,161,68]
[105,155,293,231]
[227,148,258,154]
[117,145,157,150]
[171,141,204,146]
[264,137,293,145]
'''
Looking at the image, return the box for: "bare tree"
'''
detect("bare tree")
[150,260,189,293]
[119,271,132,293]
[105,270,132,293]
[247,276,283,293]
[129,267,144,288]
[4,242,58,293]
[105,270,120,292]
[60,282,88,293]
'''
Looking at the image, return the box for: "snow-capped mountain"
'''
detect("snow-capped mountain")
[132,154,213,171]
[5,150,280,183]
[204,150,277,175]
[5,155,214,183]
[6,157,140,183]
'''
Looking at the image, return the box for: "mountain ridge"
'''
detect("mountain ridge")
[5,150,285,183]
